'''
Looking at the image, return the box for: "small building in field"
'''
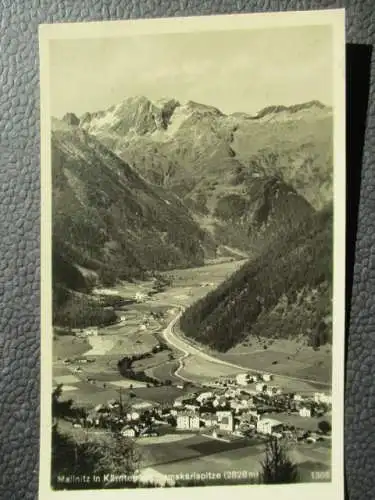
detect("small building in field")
[135,292,148,303]
[236,373,250,386]
[262,373,272,382]
[256,383,267,393]
[257,418,283,435]
[216,411,234,432]
[121,427,137,438]
[314,392,332,405]
[176,412,200,430]
[126,411,140,421]
[299,407,312,418]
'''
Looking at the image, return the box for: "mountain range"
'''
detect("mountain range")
[52,96,333,347]
[65,97,332,252]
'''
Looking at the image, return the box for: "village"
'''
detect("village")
[67,369,332,446]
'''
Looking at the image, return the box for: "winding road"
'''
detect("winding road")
[161,306,332,389]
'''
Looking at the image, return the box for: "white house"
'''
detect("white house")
[121,427,137,438]
[257,418,283,435]
[299,407,312,418]
[176,412,200,430]
[216,411,234,432]
[293,394,303,402]
[135,292,147,303]
[262,373,272,382]
[213,397,227,408]
[314,392,332,405]
[126,411,140,421]
[196,392,213,404]
[256,383,267,393]
[236,373,250,386]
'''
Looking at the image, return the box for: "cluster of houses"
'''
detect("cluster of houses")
[73,400,165,438]
[70,371,332,443]
[165,373,332,440]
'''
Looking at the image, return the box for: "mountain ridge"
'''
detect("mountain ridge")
[61,97,330,126]
[58,96,332,256]
[51,117,218,327]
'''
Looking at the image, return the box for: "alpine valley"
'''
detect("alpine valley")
[52,96,333,361]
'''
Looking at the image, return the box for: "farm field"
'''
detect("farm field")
[146,360,181,384]
[219,339,332,385]
[140,433,330,484]
[264,411,332,433]
[132,351,172,371]
[179,355,244,383]
[139,434,256,469]
[53,335,90,361]
[161,260,246,288]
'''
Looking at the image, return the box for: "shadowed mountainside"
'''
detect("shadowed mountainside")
[180,206,333,352]
[51,118,216,327]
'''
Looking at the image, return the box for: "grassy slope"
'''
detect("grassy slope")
[180,206,333,352]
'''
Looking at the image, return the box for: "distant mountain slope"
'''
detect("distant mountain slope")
[78,97,332,211]
[51,118,216,302]
[179,206,333,352]
[75,96,331,252]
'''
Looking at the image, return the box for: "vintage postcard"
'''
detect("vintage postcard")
[39,9,346,500]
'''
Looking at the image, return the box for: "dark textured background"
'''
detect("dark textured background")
[0,1,373,499]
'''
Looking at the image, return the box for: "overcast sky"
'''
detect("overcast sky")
[49,25,333,118]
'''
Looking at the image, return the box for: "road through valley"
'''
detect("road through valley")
[161,306,331,389]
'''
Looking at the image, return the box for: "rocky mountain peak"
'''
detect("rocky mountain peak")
[62,112,80,126]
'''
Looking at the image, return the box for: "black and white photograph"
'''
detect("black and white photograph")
[39,10,346,500]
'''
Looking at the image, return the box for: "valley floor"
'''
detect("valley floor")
[52,258,332,487]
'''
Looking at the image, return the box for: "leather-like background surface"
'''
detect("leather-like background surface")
[0,1,373,499]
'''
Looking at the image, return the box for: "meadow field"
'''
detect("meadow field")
[139,433,330,484]
[179,355,244,383]
[219,338,332,384]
